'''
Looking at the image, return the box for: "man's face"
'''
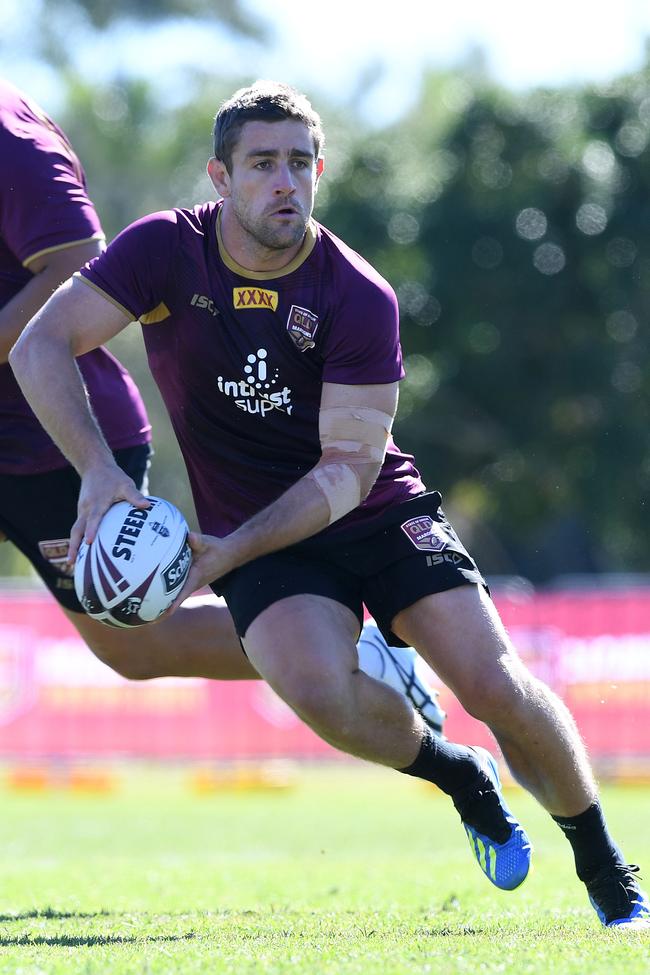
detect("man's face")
[210,119,322,254]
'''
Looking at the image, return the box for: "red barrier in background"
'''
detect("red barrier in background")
[1,586,649,763]
[0,589,335,760]
[443,586,650,764]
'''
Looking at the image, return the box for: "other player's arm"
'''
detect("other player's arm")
[0,240,103,362]
[174,380,398,602]
[8,276,148,553]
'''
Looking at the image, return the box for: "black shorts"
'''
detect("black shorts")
[0,444,151,612]
[212,492,487,647]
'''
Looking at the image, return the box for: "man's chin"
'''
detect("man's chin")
[262,227,306,251]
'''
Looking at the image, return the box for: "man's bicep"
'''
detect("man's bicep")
[24,275,133,356]
[320,381,399,419]
[318,381,398,464]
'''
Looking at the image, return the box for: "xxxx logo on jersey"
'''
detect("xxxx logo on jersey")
[233,287,278,311]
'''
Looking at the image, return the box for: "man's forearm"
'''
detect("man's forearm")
[219,459,379,574]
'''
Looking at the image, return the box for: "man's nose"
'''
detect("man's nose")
[273,164,297,194]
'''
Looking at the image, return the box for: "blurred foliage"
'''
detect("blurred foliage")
[4,60,650,583]
[60,0,264,35]
[12,0,264,71]
[319,69,650,579]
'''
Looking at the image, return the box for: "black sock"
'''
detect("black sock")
[398,726,482,794]
[553,802,623,883]
[399,729,511,844]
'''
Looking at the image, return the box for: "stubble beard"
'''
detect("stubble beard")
[233,200,309,253]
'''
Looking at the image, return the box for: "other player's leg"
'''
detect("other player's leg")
[356,620,445,735]
[0,461,446,728]
[68,603,446,739]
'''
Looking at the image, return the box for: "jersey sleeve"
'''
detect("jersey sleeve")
[320,271,405,385]
[78,212,179,322]
[0,128,103,265]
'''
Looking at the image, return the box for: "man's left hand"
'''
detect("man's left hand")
[166,531,235,614]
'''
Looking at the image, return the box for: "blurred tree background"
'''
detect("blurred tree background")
[2,3,649,584]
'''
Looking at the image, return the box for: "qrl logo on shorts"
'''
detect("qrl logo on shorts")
[38,538,74,577]
[400,516,448,553]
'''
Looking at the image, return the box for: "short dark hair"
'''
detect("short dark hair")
[213,80,325,172]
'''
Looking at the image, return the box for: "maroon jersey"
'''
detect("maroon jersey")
[80,201,426,537]
[0,79,150,474]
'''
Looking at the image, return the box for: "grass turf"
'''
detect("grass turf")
[0,764,648,973]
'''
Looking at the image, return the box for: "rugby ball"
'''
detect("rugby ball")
[74,496,192,627]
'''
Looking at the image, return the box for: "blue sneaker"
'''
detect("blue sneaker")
[587,863,650,929]
[460,746,532,891]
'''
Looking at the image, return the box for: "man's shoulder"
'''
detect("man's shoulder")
[175,201,220,239]
[315,221,397,309]
[0,109,48,171]
[0,81,32,141]
[115,202,218,246]
[0,101,77,187]
[86,202,220,303]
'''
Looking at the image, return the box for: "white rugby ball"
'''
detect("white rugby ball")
[74,496,192,627]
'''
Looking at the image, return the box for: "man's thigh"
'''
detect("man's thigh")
[214,548,364,640]
[242,593,361,708]
[391,584,520,702]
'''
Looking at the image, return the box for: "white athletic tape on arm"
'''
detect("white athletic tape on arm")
[310,464,362,524]
[319,406,393,463]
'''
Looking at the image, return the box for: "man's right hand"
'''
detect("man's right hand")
[68,461,150,565]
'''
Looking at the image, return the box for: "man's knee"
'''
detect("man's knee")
[89,642,163,681]
[67,609,167,681]
[76,625,163,680]
[273,671,355,737]
[456,652,533,725]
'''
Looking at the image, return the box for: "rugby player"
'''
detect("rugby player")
[12,81,648,927]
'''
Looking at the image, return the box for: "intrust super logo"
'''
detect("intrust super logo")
[233,287,278,311]
[217,347,293,417]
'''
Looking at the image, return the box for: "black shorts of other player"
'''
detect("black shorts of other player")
[213,492,488,647]
[0,444,152,612]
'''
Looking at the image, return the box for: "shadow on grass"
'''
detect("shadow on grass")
[0,933,197,947]
[0,909,113,921]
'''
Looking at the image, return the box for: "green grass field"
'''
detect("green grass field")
[0,764,648,974]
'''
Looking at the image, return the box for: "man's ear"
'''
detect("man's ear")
[207,156,230,198]
[314,157,324,195]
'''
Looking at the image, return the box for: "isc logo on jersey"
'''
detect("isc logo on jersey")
[190,293,219,317]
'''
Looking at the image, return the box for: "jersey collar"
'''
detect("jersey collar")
[216,207,318,280]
